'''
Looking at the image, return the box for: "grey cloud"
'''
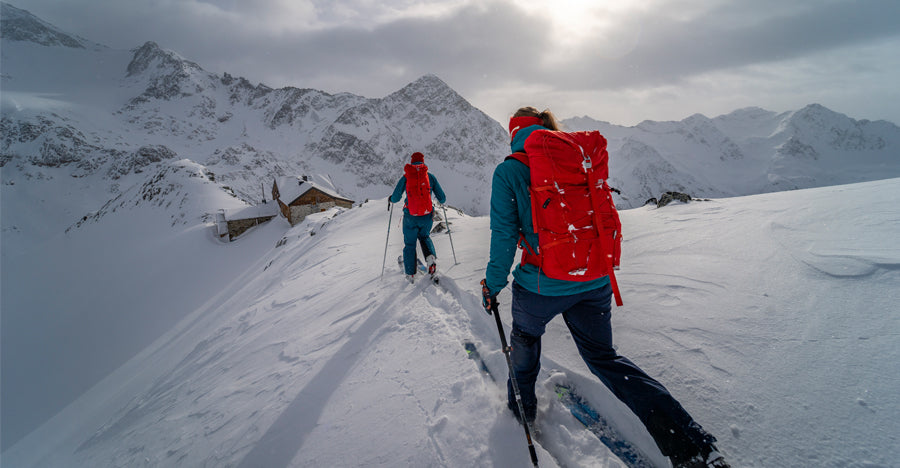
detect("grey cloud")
[182,1,551,96]
[256,0,900,98]
[11,0,900,124]
[23,0,899,92]
[551,0,900,90]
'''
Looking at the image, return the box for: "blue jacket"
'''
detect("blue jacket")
[390,164,447,215]
[485,125,610,296]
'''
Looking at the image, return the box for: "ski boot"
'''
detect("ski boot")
[425,254,437,276]
[672,444,730,468]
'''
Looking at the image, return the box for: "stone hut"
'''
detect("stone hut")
[272,176,354,226]
[216,203,278,241]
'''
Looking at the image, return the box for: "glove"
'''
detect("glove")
[387,199,392,211]
[480,279,497,315]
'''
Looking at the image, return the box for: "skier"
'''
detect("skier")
[480,106,729,468]
[390,151,447,283]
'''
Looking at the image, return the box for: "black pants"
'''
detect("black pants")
[507,281,716,462]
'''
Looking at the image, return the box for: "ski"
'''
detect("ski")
[554,384,654,468]
[463,341,494,381]
[463,341,653,467]
[397,254,427,271]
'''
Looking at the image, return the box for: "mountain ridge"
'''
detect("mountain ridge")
[562,103,900,203]
[2,31,506,217]
[0,2,103,50]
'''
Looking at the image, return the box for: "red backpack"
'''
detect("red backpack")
[404,163,433,216]
[508,129,624,306]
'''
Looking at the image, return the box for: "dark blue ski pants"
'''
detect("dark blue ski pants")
[401,212,435,275]
[507,281,715,460]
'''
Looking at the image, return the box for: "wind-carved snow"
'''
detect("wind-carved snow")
[4,179,899,468]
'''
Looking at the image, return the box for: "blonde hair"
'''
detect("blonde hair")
[513,106,561,131]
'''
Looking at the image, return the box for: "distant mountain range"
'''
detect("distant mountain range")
[2,0,900,227]
[563,106,900,206]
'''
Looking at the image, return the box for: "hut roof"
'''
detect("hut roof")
[274,176,352,204]
[223,203,279,221]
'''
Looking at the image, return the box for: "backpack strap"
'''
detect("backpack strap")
[608,269,623,307]
[505,152,529,166]
[507,152,537,266]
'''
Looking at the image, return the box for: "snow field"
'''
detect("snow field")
[3,178,900,467]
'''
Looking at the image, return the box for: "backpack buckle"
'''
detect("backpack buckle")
[579,146,592,171]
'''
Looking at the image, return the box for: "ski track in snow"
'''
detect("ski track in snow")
[3,179,900,467]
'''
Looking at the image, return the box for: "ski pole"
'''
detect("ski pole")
[381,201,394,278]
[491,301,539,467]
[441,204,458,265]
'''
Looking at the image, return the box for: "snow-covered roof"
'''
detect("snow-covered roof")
[223,203,279,221]
[274,175,352,204]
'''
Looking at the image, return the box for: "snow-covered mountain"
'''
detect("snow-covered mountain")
[4,1,900,224]
[0,2,103,50]
[564,106,900,206]
[1,2,507,219]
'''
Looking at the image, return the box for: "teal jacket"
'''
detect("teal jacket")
[484,125,610,296]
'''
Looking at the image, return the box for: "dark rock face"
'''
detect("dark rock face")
[656,191,692,208]
[108,145,178,179]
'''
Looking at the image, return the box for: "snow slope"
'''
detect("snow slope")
[0,158,284,449]
[4,178,898,467]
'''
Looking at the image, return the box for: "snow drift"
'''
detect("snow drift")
[3,178,899,467]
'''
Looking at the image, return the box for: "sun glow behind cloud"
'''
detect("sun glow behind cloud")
[515,0,647,66]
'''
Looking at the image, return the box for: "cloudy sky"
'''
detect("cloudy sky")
[16,0,900,126]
